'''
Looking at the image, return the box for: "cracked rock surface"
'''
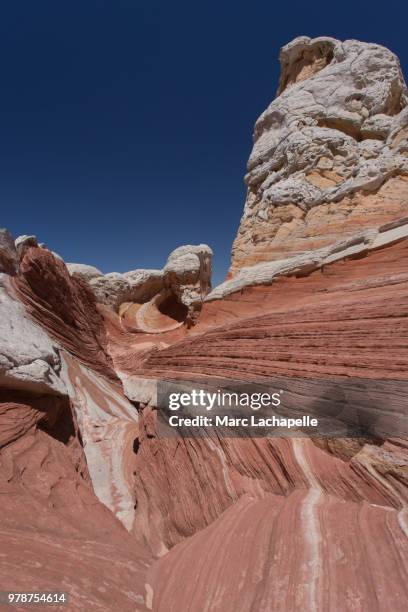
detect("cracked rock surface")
[230,36,408,273]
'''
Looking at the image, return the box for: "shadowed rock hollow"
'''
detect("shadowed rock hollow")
[2,36,408,612]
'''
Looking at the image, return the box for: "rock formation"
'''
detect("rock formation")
[0,274,65,395]
[0,229,18,274]
[0,248,150,608]
[15,234,39,260]
[230,36,408,273]
[67,243,212,329]
[69,266,163,310]
[163,244,212,325]
[2,36,408,612]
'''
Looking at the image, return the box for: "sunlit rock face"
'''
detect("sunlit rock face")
[230,36,408,274]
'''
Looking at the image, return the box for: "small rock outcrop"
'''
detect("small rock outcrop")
[15,234,39,260]
[68,244,213,329]
[230,36,408,274]
[128,244,213,333]
[67,263,163,308]
[163,244,212,325]
[88,269,163,310]
[67,263,103,282]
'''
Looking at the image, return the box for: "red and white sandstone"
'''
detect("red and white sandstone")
[2,36,408,612]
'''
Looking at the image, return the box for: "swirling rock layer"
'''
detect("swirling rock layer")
[148,486,408,612]
[102,230,408,610]
[1,245,150,609]
[14,247,117,380]
[0,388,150,611]
[3,217,408,611]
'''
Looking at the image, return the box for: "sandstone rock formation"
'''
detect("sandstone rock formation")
[110,220,408,611]
[67,244,212,329]
[68,266,163,310]
[163,244,212,325]
[210,217,408,299]
[15,234,38,260]
[230,36,408,273]
[0,244,150,609]
[2,35,408,612]
[148,485,408,611]
[66,262,103,282]
[15,247,116,379]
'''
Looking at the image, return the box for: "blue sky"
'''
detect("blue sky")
[1,0,407,285]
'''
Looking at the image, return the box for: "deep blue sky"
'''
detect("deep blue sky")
[1,1,407,285]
